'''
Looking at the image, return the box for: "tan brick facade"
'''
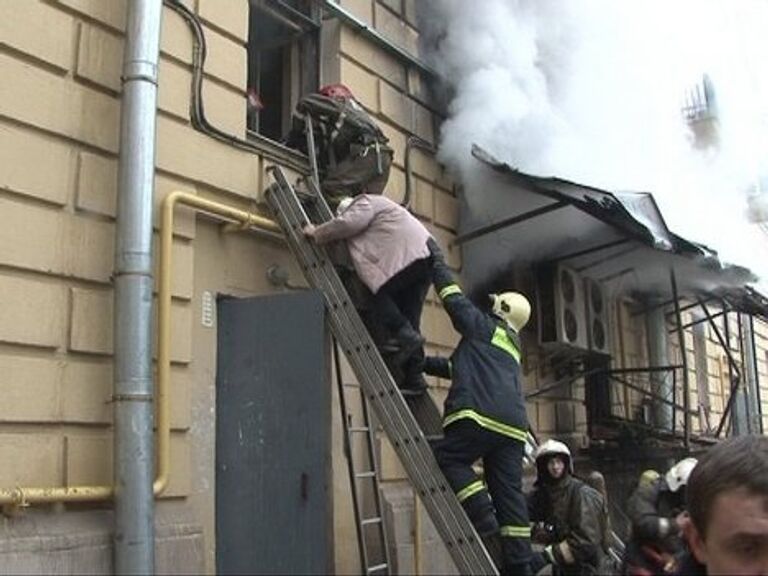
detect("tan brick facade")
[1,1,767,574]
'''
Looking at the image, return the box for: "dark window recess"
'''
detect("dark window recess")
[247,0,319,141]
[585,354,612,433]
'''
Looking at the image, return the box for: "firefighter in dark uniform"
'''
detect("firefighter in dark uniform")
[283,84,393,205]
[528,439,609,575]
[424,245,535,575]
[623,457,697,575]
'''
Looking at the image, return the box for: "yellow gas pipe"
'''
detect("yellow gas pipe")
[154,191,280,494]
[0,191,280,511]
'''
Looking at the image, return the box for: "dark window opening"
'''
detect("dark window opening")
[585,354,612,435]
[247,0,320,142]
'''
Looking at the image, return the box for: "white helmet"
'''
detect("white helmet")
[665,457,697,492]
[534,439,574,474]
[336,196,354,216]
[490,291,531,332]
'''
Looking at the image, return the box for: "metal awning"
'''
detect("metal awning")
[458,145,766,318]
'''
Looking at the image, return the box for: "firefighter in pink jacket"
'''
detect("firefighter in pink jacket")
[303,194,434,394]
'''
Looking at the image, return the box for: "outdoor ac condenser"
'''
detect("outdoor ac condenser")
[584,276,611,356]
[535,264,588,350]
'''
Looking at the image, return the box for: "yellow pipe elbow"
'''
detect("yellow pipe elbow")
[0,189,280,510]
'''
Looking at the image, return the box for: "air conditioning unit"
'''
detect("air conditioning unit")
[536,265,588,350]
[584,277,611,355]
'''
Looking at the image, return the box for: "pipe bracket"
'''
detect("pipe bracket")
[121,73,158,85]
[121,61,159,85]
[2,487,28,517]
[110,393,154,403]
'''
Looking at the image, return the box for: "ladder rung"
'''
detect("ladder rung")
[295,188,317,202]
[367,563,388,574]
[343,382,361,389]
[361,516,382,526]
[349,426,370,433]
[355,471,376,479]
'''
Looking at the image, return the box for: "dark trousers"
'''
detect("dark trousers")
[369,255,431,383]
[433,419,532,573]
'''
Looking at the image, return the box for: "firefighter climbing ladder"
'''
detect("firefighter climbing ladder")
[265,165,499,575]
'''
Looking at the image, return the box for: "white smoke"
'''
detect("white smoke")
[420,0,768,289]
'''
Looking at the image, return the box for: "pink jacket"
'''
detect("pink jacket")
[312,195,431,293]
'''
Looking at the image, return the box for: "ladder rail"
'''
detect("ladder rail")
[266,167,497,574]
[334,341,378,574]
[288,174,452,463]
[266,171,488,570]
[303,114,322,194]
[293,244,485,574]
[357,376,392,570]
[270,180,447,493]
[333,339,390,574]
[269,172,480,552]
[295,177,499,573]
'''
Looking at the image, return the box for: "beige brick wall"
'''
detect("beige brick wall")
[1,124,74,206]
[1,1,76,72]
[5,1,764,574]
[0,434,63,488]
[0,0,255,510]
[595,302,768,439]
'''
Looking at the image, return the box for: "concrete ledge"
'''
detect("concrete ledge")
[380,483,458,575]
[0,510,204,575]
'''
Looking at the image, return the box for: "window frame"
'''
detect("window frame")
[246,0,321,144]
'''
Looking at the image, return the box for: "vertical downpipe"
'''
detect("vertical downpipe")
[669,271,690,449]
[114,1,162,573]
[646,304,673,431]
[742,313,761,434]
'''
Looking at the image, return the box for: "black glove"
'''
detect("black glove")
[423,356,450,379]
[428,238,455,291]
[428,237,446,263]
[531,521,556,544]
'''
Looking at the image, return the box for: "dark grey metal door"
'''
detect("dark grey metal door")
[216,291,331,575]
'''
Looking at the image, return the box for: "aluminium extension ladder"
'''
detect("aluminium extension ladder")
[265,165,499,575]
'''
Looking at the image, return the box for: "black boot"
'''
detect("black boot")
[393,324,425,364]
[480,532,505,572]
[401,373,427,396]
[526,551,550,575]
[503,562,534,576]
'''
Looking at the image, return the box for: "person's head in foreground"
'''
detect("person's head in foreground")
[685,434,768,575]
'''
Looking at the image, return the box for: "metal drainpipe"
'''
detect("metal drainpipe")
[646,303,673,431]
[113,1,163,573]
[742,313,761,434]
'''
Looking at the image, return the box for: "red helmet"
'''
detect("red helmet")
[319,83,354,100]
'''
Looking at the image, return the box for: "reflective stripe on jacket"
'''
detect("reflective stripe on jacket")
[428,257,528,436]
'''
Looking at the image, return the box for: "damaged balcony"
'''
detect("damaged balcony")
[453,144,768,455]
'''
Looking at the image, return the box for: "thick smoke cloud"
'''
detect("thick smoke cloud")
[420,0,768,288]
